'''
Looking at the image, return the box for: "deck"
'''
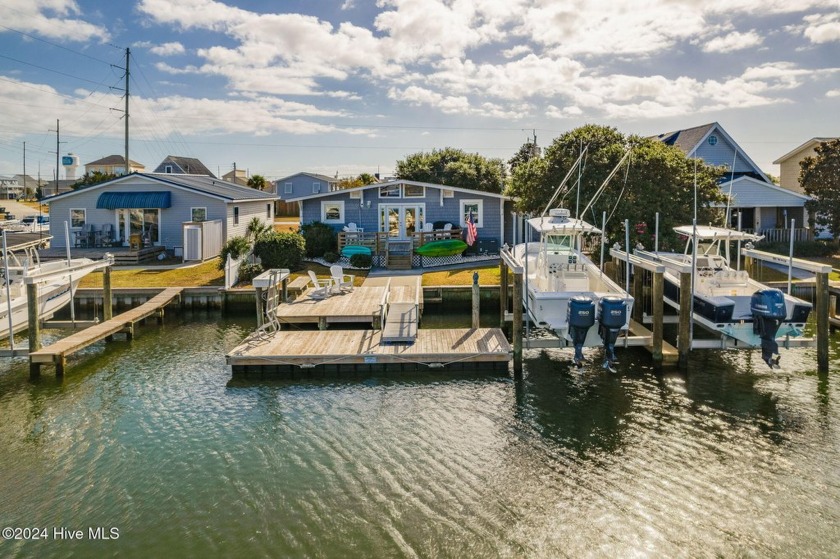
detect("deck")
[29,287,183,375]
[227,327,511,373]
[274,285,387,327]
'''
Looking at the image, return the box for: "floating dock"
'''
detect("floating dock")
[275,285,387,328]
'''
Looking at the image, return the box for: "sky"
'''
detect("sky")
[0,0,837,183]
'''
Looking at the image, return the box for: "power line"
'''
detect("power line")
[0,23,119,66]
[0,53,110,87]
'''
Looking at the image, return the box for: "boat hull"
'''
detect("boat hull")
[0,276,83,338]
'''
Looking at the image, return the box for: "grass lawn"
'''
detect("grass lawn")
[422,264,500,286]
[79,259,225,288]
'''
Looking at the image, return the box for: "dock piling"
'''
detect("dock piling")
[103,266,113,321]
[499,260,508,328]
[678,271,692,368]
[472,272,480,329]
[651,269,664,367]
[26,283,40,353]
[512,269,523,376]
[816,272,829,374]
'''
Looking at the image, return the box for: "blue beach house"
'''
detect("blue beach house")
[285,179,514,269]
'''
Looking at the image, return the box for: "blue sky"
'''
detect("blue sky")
[0,0,837,183]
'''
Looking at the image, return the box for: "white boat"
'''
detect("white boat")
[19,215,50,233]
[511,208,634,368]
[635,225,812,368]
[1,236,112,339]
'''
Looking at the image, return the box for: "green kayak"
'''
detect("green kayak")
[414,239,468,257]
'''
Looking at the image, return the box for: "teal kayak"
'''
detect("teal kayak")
[341,245,372,258]
[414,239,468,257]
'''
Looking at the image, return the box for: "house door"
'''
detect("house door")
[379,205,424,239]
[117,208,160,246]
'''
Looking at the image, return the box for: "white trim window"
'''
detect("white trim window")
[233,206,240,226]
[313,182,321,193]
[321,200,345,223]
[164,165,173,173]
[191,207,207,222]
[285,182,293,194]
[70,208,86,228]
[460,199,483,228]
[379,184,401,198]
[266,203,272,218]
[403,184,424,197]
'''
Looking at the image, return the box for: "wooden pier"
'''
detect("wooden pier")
[275,285,388,328]
[29,287,183,376]
[227,327,511,373]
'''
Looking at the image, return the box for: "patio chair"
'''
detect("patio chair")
[343,223,359,232]
[421,222,434,233]
[100,223,115,246]
[329,265,355,294]
[306,270,332,299]
[443,223,453,231]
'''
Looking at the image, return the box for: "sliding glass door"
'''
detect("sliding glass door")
[379,204,424,239]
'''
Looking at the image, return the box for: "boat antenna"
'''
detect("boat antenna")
[723,148,737,227]
[541,144,588,218]
[580,147,632,219]
[575,139,583,218]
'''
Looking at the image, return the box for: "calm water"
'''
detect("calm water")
[1,310,839,557]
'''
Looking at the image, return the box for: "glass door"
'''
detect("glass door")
[118,208,160,246]
[379,205,424,239]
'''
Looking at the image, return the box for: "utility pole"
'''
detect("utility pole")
[111,47,131,174]
[22,141,25,200]
[48,120,66,193]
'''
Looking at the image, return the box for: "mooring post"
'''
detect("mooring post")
[513,270,523,376]
[830,294,837,333]
[816,272,829,374]
[472,271,480,329]
[678,270,692,368]
[254,286,264,328]
[652,269,664,367]
[281,277,288,303]
[103,265,113,321]
[499,260,508,328]
[632,264,644,322]
[26,283,41,353]
[318,316,327,330]
[55,355,66,377]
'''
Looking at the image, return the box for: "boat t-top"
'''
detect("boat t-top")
[635,224,812,368]
[511,208,634,369]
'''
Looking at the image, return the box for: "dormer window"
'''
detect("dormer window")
[708,135,718,146]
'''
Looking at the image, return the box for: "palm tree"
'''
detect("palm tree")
[247,174,267,190]
[246,216,272,242]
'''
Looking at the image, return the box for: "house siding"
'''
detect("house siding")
[724,179,808,208]
[275,174,336,201]
[693,138,756,174]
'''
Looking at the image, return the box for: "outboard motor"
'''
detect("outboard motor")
[598,296,628,372]
[567,296,595,368]
[751,289,787,369]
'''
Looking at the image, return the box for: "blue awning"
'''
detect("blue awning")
[96,191,172,209]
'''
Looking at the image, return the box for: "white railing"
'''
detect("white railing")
[757,228,812,244]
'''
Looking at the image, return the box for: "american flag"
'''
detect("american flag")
[465,210,478,246]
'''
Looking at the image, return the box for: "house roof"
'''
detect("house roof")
[276,172,338,184]
[85,154,145,168]
[773,137,838,164]
[157,156,216,177]
[717,176,810,208]
[652,121,771,185]
[285,179,512,202]
[44,172,276,204]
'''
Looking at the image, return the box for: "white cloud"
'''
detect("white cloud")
[149,42,186,56]
[502,45,531,59]
[0,0,108,42]
[702,30,763,53]
[803,13,840,43]
[827,89,840,97]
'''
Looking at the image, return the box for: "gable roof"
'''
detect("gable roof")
[85,154,145,168]
[285,179,511,202]
[156,156,216,177]
[652,121,771,185]
[717,176,810,208]
[276,172,338,184]
[44,172,276,204]
[773,137,838,164]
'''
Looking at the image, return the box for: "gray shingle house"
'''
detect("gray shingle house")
[153,156,216,178]
[45,173,276,251]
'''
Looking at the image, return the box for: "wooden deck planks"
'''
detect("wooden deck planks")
[275,286,386,325]
[29,288,183,365]
[227,328,511,367]
[382,303,418,342]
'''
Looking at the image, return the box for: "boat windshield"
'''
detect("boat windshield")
[544,233,574,253]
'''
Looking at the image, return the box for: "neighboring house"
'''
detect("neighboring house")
[13,174,45,198]
[773,137,838,194]
[653,122,811,240]
[0,175,21,199]
[222,168,248,186]
[286,179,513,268]
[85,155,145,175]
[153,155,216,178]
[41,179,76,198]
[44,173,276,252]
[275,172,340,200]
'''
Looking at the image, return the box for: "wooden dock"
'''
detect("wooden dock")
[227,327,511,373]
[382,276,422,343]
[275,285,387,328]
[29,287,183,375]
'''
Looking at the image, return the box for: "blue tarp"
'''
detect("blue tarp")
[96,191,172,209]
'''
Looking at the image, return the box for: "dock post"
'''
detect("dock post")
[678,271,692,368]
[830,294,837,333]
[281,277,288,303]
[27,283,41,353]
[254,286,264,328]
[512,270,523,376]
[318,316,327,330]
[55,355,66,377]
[472,272,480,329]
[816,272,829,374]
[103,266,113,321]
[632,264,644,322]
[651,270,664,367]
[499,260,508,328]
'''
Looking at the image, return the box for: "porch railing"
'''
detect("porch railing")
[755,228,813,244]
[338,230,458,253]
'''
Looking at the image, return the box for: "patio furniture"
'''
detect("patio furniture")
[421,223,434,233]
[306,270,332,299]
[329,265,354,294]
[74,230,88,248]
[100,223,116,247]
[82,223,99,247]
[343,222,363,233]
[443,223,453,231]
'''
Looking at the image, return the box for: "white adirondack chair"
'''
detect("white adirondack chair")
[329,265,354,294]
[307,270,332,299]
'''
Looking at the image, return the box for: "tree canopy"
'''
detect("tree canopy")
[71,171,118,189]
[395,147,506,193]
[247,174,267,190]
[505,124,726,250]
[801,139,840,239]
[337,173,379,189]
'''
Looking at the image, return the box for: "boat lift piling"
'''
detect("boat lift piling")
[500,248,524,375]
[472,271,480,329]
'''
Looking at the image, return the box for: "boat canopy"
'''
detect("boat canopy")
[673,225,763,242]
[527,209,602,235]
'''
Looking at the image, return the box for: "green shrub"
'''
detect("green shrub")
[350,253,372,268]
[253,232,306,270]
[218,236,251,271]
[238,262,264,283]
[323,251,339,263]
[300,221,337,257]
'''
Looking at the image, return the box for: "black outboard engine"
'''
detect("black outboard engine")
[567,296,595,368]
[598,296,628,371]
[751,289,787,369]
